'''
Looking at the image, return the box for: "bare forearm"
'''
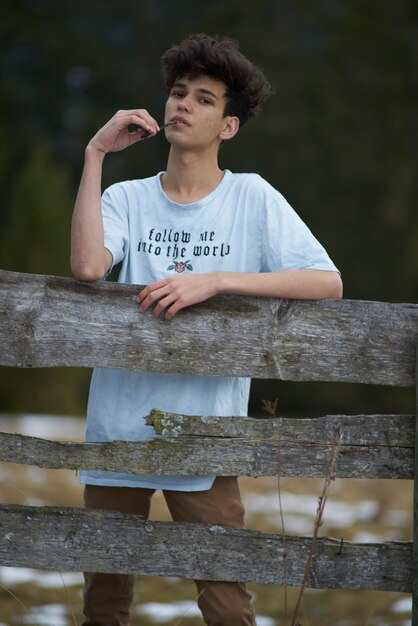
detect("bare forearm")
[71,109,160,281]
[216,269,343,300]
[70,146,111,281]
[137,269,342,322]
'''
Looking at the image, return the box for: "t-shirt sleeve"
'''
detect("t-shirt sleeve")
[101,184,129,270]
[261,190,339,274]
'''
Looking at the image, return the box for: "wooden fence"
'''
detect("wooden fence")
[0,269,417,619]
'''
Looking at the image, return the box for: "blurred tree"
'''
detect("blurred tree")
[0,138,90,415]
[0,140,71,275]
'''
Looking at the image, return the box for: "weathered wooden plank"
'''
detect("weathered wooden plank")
[1,269,417,386]
[413,340,418,626]
[0,504,412,591]
[0,412,414,478]
[147,410,415,446]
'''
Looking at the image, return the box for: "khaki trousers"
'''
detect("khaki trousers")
[82,477,257,626]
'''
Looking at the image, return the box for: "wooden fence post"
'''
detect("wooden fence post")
[414,341,418,626]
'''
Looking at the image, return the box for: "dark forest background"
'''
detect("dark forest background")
[1,0,417,419]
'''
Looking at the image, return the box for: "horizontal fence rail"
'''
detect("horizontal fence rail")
[0,412,414,479]
[0,504,412,592]
[1,269,417,385]
[0,269,416,609]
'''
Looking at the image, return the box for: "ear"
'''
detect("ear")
[220,116,240,141]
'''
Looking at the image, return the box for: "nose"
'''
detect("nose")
[178,95,192,113]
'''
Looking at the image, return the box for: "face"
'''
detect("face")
[164,74,239,150]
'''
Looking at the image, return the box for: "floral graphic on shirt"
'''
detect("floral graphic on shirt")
[167,260,193,273]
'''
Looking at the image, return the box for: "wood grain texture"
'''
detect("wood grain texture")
[1,270,417,386]
[0,412,414,478]
[0,504,412,592]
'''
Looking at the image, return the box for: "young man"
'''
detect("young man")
[71,34,342,626]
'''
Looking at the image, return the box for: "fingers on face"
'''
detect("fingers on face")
[114,109,159,136]
[130,110,159,134]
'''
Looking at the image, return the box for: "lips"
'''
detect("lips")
[170,115,190,126]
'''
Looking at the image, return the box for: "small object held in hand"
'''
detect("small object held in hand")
[128,120,177,136]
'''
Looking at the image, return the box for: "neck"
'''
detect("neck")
[161,146,224,204]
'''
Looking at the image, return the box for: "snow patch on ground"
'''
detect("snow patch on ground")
[135,601,275,625]
[244,490,380,528]
[0,567,83,588]
[18,604,69,626]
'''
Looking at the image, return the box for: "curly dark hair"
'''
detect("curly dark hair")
[160,34,273,127]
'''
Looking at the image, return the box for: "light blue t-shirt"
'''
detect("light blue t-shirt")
[80,170,338,491]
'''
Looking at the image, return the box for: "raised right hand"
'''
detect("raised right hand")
[88,109,160,154]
